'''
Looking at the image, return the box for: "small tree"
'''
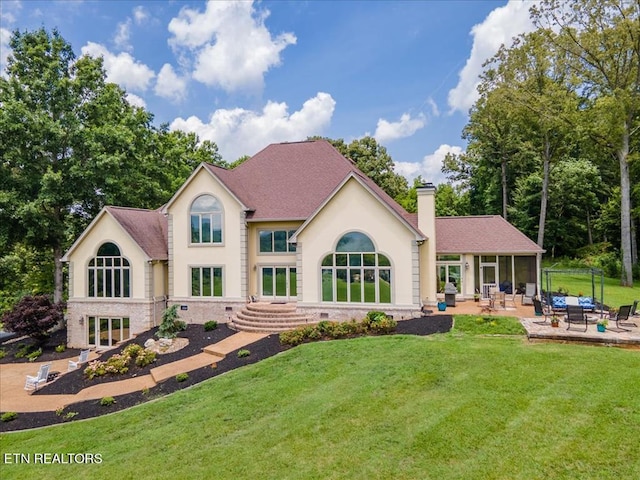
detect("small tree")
[156,305,187,339]
[1,295,65,346]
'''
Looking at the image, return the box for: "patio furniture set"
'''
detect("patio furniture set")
[24,349,90,392]
[532,297,639,333]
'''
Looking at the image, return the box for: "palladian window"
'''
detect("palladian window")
[321,232,391,303]
[190,195,223,244]
[88,242,130,298]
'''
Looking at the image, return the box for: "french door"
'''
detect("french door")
[480,258,498,299]
[260,266,297,301]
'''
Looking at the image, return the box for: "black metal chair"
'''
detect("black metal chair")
[532,297,552,325]
[565,305,587,332]
[608,305,634,332]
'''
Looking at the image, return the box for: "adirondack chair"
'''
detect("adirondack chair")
[532,297,553,325]
[565,305,587,332]
[24,363,52,392]
[522,283,536,305]
[68,349,91,372]
[608,305,634,332]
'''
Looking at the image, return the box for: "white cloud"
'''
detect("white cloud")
[155,63,187,102]
[126,92,146,109]
[1,28,11,75]
[448,0,538,114]
[168,0,296,93]
[170,92,336,161]
[114,18,132,51]
[374,113,426,144]
[0,0,21,24]
[395,144,464,185]
[81,42,155,92]
[132,6,148,25]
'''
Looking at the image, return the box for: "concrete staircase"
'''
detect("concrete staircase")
[231,302,315,333]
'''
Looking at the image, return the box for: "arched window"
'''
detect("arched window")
[190,195,223,244]
[321,232,391,304]
[88,242,130,297]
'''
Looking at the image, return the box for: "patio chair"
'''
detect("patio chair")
[24,362,52,392]
[68,349,91,372]
[532,297,553,325]
[565,305,587,332]
[608,305,634,332]
[522,283,536,305]
[631,300,639,317]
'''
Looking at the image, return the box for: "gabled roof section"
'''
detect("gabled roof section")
[62,206,168,262]
[435,215,544,254]
[290,172,424,242]
[106,207,168,260]
[202,140,420,227]
[163,163,248,213]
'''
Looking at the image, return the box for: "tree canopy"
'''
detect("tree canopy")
[0,28,221,306]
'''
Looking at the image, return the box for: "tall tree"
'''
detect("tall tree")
[478,31,579,246]
[0,28,220,303]
[532,0,640,285]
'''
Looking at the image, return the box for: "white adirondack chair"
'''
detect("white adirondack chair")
[68,349,90,372]
[24,363,52,391]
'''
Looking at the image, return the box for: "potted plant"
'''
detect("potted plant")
[597,318,608,332]
[473,293,480,302]
[437,301,447,312]
[551,315,560,327]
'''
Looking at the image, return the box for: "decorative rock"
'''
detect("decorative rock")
[144,339,156,349]
[159,338,173,348]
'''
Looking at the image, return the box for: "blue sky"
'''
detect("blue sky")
[0,0,539,185]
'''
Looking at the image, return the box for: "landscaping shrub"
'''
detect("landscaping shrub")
[175,372,189,382]
[84,344,156,378]
[1,412,17,422]
[26,347,42,362]
[1,294,65,346]
[279,314,397,346]
[0,349,5,360]
[55,344,66,353]
[204,320,218,331]
[237,349,250,358]
[100,396,116,407]
[157,305,187,339]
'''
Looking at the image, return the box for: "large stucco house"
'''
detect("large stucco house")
[62,140,543,348]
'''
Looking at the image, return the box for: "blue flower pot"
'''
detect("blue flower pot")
[437,302,447,312]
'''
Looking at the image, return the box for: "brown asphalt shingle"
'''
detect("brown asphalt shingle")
[106,206,168,260]
[435,215,544,254]
[203,140,420,230]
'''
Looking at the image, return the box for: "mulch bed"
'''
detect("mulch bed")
[0,315,452,432]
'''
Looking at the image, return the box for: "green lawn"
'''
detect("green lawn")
[2,330,640,479]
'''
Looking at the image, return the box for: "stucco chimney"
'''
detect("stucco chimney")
[417,182,437,306]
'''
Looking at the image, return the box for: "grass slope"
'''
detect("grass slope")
[1,333,640,479]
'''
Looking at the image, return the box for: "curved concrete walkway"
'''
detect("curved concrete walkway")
[0,331,267,413]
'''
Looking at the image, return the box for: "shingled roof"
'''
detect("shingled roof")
[435,215,544,254]
[203,140,420,230]
[105,206,168,260]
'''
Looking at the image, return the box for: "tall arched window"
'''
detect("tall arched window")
[190,195,223,244]
[88,242,130,297]
[321,232,392,304]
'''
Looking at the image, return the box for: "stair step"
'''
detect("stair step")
[233,318,315,329]
[236,312,312,323]
[229,322,316,333]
